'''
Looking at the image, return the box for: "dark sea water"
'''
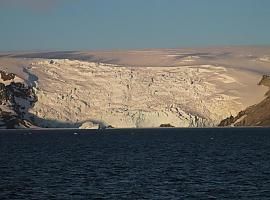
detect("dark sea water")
[1,128,270,200]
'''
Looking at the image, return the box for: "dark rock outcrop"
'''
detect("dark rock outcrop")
[0,70,16,81]
[0,70,37,129]
[219,75,270,127]
[160,123,175,128]
[0,109,33,129]
[219,115,235,126]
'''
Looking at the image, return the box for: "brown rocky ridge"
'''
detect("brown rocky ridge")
[219,75,270,127]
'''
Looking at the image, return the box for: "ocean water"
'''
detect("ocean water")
[0,128,270,199]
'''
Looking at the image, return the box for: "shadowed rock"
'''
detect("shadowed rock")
[160,123,175,128]
[0,70,16,81]
[219,75,270,127]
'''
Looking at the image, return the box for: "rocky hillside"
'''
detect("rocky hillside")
[0,70,37,129]
[219,75,270,127]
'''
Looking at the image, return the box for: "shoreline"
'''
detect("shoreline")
[1,126,270,133]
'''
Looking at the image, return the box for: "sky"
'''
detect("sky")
[0,0,270,51]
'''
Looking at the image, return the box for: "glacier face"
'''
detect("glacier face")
[1,47,269,129]
[23,59,252,128]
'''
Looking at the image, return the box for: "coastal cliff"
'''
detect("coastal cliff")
[0,61,262,129]
[219,75,270,127]
[0,47,269,129]
[0,70,37,128]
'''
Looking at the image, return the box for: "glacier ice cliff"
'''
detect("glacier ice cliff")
[0,56,268,129]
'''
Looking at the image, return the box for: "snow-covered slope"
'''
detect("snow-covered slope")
[0,47,269,129]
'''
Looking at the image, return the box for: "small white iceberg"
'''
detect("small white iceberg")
[79,121,99,129]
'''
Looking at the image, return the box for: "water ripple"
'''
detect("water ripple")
[1,128,270,199]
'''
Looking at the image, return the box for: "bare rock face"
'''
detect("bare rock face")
[0,70,15,81]
[219,115,235,127]
[259,75,270,87]
[219,75,270,127]
[0,109,34,129]
[160,123,175,128]
[0,70,37,129]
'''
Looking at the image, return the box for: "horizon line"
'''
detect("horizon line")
[1,44,270,53]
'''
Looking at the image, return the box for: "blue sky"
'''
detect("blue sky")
[0,0,270,51]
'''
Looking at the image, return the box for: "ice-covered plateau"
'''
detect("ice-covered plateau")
[0,54,268,129]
